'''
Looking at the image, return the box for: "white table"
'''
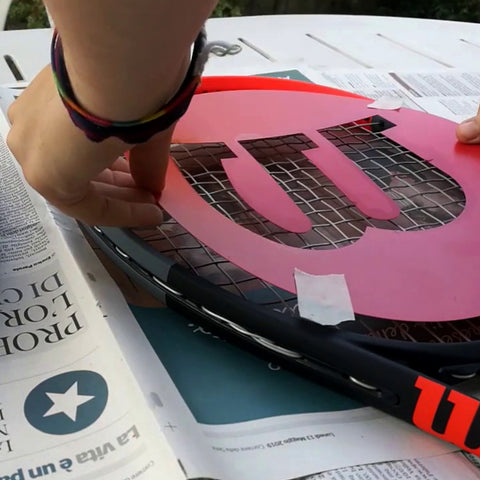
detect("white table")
[0,15,480,84]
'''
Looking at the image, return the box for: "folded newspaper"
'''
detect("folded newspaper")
[2,70,480,480]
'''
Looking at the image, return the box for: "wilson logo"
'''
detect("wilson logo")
[413,376,480,453]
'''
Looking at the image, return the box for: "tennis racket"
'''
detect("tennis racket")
[83,76,480,454]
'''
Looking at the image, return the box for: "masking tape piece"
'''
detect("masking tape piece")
[367,96,403,110]
[294,269,355,326]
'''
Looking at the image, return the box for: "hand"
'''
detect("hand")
[456,109,480,144]
[6,66,170,227]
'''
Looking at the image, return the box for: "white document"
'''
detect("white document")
[311,69,480,123]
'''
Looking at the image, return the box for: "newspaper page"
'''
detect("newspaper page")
[308,454,480,480]
[308,69,480,123]
[0,112,184,479]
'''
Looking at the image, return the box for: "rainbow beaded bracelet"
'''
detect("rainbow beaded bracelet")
[50,28,207,143]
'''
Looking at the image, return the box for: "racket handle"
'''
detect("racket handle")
[304,336,480,454]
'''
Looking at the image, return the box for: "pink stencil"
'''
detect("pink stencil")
[161,90,480,322]
[222,148,311,233]
[303,130,400,220]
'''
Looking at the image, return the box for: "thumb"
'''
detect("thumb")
[457,116,480,144]
[457,103,480,144]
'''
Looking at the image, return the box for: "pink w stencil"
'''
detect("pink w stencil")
[160,90,480,322]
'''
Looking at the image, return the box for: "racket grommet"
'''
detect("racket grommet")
[200,306,303,359]
[151,275,183,297]
[349,376,379,392]
[114,246,130,259]
[450,372,477,380]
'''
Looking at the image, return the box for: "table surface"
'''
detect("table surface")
[0,14,479,85]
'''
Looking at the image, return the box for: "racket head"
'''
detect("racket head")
[87,76,480,374]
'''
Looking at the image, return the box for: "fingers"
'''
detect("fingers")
[129,125,175,195]
[457,102,480,144]
[93,182,156,203]
[94,168,136,187]
[7,98,17,124]
[53,182,164,227]
[6,64,169,227]
[110,155,130,172]
[457,115,480,144]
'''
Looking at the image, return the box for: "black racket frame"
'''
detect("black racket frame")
[83,224,480,452]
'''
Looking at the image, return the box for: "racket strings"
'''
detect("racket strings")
[233,124,464,249]
[132,116,477,343]
[318,120,464,228]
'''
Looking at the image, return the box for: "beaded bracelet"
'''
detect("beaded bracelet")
[50,28,207,144]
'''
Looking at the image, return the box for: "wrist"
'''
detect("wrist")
[63,47,191,122]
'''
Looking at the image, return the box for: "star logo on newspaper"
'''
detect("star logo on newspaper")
[24,370,109,435]
[43,382,95,422]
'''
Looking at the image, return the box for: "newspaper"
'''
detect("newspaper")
[0,113,184,479]
[307,69,480,123]
[2,67,480,479]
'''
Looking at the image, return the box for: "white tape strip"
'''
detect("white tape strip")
[294,269,355,326]
[367,95,403,110]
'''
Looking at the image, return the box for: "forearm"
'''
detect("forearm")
[44,0,217,121]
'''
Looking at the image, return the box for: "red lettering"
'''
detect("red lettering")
[413,376,480,454]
